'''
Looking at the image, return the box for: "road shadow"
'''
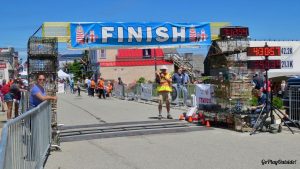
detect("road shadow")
[148,116,167,120]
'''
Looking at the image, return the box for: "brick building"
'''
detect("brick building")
[89,48,174,84]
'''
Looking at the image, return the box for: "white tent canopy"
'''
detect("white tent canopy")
[58,69,70,79]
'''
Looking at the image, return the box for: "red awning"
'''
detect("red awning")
[100,60,173,67]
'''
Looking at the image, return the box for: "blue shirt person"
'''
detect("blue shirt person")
[29,74,57,109]
[172,68,183,85]
[181,68,190,105]
[251,89,269,114]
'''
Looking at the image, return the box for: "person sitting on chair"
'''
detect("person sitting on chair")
[250,89,268,114]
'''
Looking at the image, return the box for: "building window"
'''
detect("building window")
[143,49,151,59]
[98,49,106,59]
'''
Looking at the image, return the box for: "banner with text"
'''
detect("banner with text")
[196,84,214,104]
[70,22,211,48]
[57,83,65,93]
[140,83,153,101]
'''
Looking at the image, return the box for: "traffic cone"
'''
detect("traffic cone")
[205,120,211,127]
[179,114,185,120]
[188,116,193,123]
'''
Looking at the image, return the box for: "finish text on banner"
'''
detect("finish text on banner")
[70,22,211,48]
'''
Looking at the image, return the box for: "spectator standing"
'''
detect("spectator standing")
[90,79,96,97]
[280,80,286,97]
[263,75,271,93]
[252,73,264,90]
[118,77,124,85]
[182,67,190,106]
[98,78,106,99]
[70,79,74,94]
[9,79,24,118]
[84,77,89,88]
[106,81,113,97]
[0,80,8,112]
[156,65,173,120]
[2,80,11,117]
[77,80,81,96]
[172,67,183,104]
[29,74,57,109]
[87,78,91,96]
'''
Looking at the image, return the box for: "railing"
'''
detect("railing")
[171,54,194,77]
[0,101,52,169]
[113,83,196,107]
[19,91,29,115]
[288,85,300,122]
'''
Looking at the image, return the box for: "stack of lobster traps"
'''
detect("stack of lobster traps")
[27,37,59,144]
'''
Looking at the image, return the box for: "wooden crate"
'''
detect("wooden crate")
[234,114,252,132]
[229,80,252,98]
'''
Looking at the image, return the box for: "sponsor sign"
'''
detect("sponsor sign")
[0,63,6,69]
[57,83,65,93]
[140,83,153,100]
[196,84,214,104]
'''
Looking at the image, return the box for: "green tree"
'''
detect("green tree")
[137,77,146,84]
[68,60,84,81]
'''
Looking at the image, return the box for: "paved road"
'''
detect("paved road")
[45,93,300,169]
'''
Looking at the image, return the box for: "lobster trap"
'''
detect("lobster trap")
[28,37,58,56]
[27,36,59,145]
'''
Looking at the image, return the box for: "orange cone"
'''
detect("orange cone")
[179,114,185,120]
[205,120,211,127]
[188,116,193,123]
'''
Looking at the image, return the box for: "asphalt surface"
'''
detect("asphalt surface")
[45,93,300,169]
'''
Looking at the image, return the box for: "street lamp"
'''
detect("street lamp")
[154,48,157,71]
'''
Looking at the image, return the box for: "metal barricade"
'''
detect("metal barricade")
[18,91,29,115]
[288,85,300,122]
[0,101,52,169]
[112,84,125,99]
[171,84,196,106]
[113,82,197,107]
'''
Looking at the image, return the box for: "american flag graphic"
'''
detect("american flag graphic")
[76,25,84,44]
[189,27,196,42]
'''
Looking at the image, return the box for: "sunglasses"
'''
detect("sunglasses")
[38,79,45,81]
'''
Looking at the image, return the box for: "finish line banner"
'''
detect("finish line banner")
[70,22,211,48]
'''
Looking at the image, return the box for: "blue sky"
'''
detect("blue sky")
[0,0,299,60]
